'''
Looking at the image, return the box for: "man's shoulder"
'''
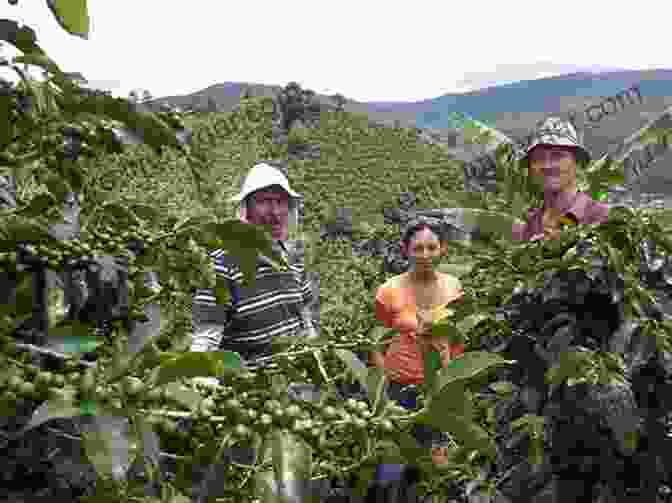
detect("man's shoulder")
[584,197,610,223]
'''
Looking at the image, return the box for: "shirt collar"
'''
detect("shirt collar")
[539,191,592,221]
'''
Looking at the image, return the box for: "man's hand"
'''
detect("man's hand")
[542,208,563,240]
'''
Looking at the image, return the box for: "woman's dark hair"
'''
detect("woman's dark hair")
[401,218,448,248]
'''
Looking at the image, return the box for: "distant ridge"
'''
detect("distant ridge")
[151,69,672,158]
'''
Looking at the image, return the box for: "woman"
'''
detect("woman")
[370,216,465,472]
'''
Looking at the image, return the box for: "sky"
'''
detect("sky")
[1,1,671,103]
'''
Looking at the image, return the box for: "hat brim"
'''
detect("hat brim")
[229,186,302,202]
[523,142,591,165]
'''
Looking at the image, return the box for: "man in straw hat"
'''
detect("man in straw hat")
[190,161,318,366]
[513,117,610,241]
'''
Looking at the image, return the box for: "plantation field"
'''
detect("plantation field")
[6,69,672,501]
[136,100,472,336]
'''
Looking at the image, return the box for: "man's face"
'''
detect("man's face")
[246,186,290,240]
[528,145,578,192]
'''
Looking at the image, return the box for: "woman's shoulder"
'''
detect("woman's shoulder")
[380,273,407,290]
[375,274,407,307]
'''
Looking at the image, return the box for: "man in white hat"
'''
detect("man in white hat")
[513,117,610,241]
[188,163,324,498]
[190,162,318,367]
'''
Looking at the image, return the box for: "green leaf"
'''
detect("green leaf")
[254,469,281,503]
[510,413,545,432]
[63,159,84,193]
[152,351,243,387]
[17,386,80,436]
[14,271,35,318]
[46,279,68,328]
[44,172,71,203]
[270,374,290,402]
[7,219,53,243]
[374,440,406,465]
[435,351,516,392]
[81,415,135,482]
[489,381,515,395]
[591,190,609,202]
[76,94,183,154]
[269,334,305,354]
[456,313,490,336]
[423,348,443,395]
[127,203,161,223]
[510,186,528,220]
[79,399,98,416]
[366,366,388,415]
[16,193,58,219]
[606,244,624,272]
[101,202,141,227]
[436,261,475,278]
[334,348,369,394]
[164,490,191,503]
[162,382,201,411]
[620,430,640,455]
[0,20,44,55]
[420,412,495,458]
[544,350,592,386]
[126,302,162,357]
[202,220,288,288]
[0,95,13,150]
[528,438,545,467]
[46,0,90,39]
[430,319,463,344]
[421,379,474,423]
[173,214,217,234]
[460,208,524,242]
[258,430,313,503]
[303,334,333,347]
[213,277,233,305]
[352,465,378,499]
[392,430,426,465]
[434,192,490,209]
[368,325,399,346]
[46,331,103,354]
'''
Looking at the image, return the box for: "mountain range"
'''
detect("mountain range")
[151,69,672,193]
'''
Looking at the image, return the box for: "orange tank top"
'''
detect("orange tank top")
[374,272,464,385]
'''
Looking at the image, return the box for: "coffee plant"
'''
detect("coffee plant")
[4,3,672,503]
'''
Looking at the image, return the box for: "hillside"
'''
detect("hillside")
[151,69,672,162]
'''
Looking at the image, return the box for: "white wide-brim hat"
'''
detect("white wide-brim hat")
[229,163,302,203]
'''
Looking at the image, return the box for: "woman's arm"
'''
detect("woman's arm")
[371,289,394,367]
[369,350,386,367]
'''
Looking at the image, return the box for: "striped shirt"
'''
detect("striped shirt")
[191,240,314,369]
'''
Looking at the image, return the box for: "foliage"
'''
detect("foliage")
[3,2,672,502]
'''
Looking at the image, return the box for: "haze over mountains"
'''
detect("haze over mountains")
[152,69,672,191]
